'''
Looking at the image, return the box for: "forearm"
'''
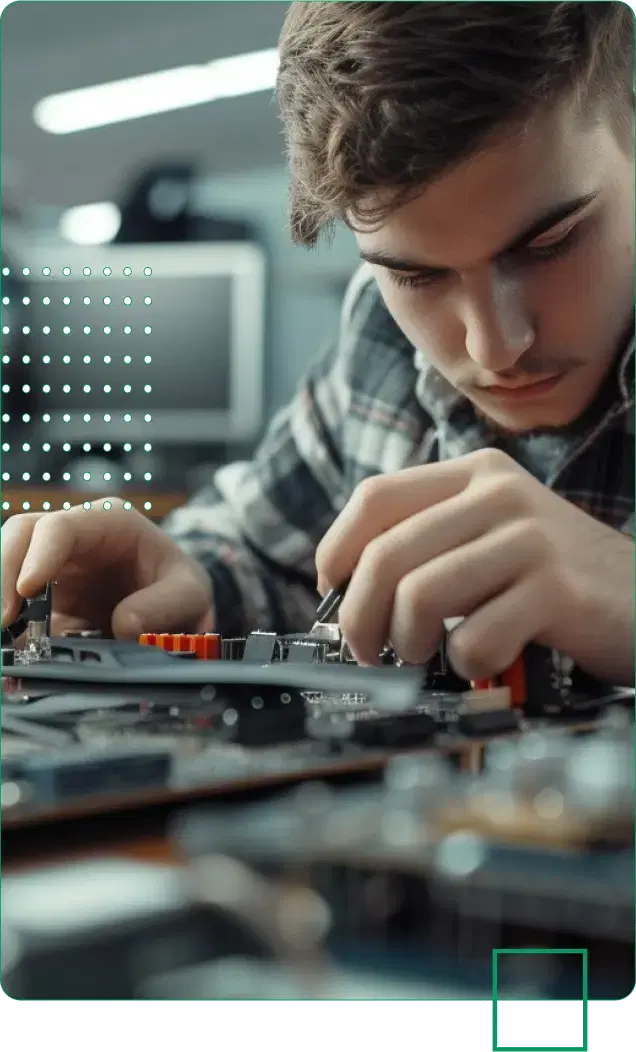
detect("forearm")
[166,504,319,637]
[162,351,347,636]
[163,267,400,638]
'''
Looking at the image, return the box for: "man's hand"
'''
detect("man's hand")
[1,498,214,640]
[315,449,634,685]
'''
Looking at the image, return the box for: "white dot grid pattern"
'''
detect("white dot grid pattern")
[1,263,154,514]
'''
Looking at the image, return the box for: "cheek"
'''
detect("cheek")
[529,234,631,347]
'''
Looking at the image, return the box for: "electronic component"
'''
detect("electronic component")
[350,709,438,748]
[2,585,52,665]
[94,620,626,731]
[242,631,279,663]
[222,637,247,660]
[456,708,521,736]
[2,636,427,764]
[462,687,511,711]
[457,685,521,732]
[287,641,323,664]
[471,655,526,706]
[61,629,103,639]
[74,707,220,750]
[4,636,424,710]
[281,625,354,665]
[7,743,172,805]
[138,632,222,660]
[6,629,630,745]
[312,577,351,628]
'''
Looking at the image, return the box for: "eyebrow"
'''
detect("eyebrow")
[359,190,600,275]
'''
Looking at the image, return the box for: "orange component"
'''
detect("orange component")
[137,632,221,659]
[500,656,527,707]
[192,634,222,660]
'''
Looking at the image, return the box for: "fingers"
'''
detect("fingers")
[447,574,546,680]
[2,500,211,642]
[14,512,77,596]
[316,449,525,593]
[112,564,214,638]
[15,499,143,596]
[335,486,522,664]
[1,513,45,625]
[316,461,471,591]
[362,520,546,666]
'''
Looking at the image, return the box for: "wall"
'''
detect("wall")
[194,165,361,421]
[5,163,362,441]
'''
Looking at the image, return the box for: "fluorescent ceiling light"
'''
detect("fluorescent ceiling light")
[34,48,279,135]
[59,202,122,244]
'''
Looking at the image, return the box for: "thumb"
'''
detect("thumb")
[112,572,214,639]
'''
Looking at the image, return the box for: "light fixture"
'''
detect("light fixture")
[59,202,122,244]
[34,48,279,135]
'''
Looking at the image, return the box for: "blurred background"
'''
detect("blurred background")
[1,1,359,520]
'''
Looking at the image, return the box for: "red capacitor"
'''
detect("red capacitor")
[471,678,494,691]
[500,656,527,707]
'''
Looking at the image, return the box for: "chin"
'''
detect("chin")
[474,403,580,436]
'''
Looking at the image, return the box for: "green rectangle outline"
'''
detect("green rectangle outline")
[492,948,588,1051]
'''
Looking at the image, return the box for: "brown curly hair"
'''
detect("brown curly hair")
[277,2,634,246]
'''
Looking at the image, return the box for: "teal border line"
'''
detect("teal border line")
[0,0,630,1009]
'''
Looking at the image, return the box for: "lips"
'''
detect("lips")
[482,374,563,401]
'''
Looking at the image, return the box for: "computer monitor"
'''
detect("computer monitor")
[7,242,266,446]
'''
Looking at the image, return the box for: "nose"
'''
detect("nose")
[460,266,534,371]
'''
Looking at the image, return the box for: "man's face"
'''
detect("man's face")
[356,99,634,432]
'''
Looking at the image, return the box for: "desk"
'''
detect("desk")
[1,487,186,523]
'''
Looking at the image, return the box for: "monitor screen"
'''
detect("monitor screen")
[5,242,265,445]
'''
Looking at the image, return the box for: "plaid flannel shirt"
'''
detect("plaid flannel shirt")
[163,266,635,637]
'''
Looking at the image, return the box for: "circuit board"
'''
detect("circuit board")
[2,596,634,1004]
[4,704,633,1001]
[2,590,633,827]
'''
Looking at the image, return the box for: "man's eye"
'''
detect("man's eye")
[524,222,579,261]
[388,270,442,290]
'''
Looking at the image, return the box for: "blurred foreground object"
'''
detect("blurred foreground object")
[3,715,631,999]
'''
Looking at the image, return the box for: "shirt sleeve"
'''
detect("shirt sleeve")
[161,267,374,637]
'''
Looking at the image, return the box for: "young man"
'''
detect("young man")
[2,2,634,685]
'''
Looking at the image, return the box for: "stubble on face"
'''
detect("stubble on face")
[355,96,635,434]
